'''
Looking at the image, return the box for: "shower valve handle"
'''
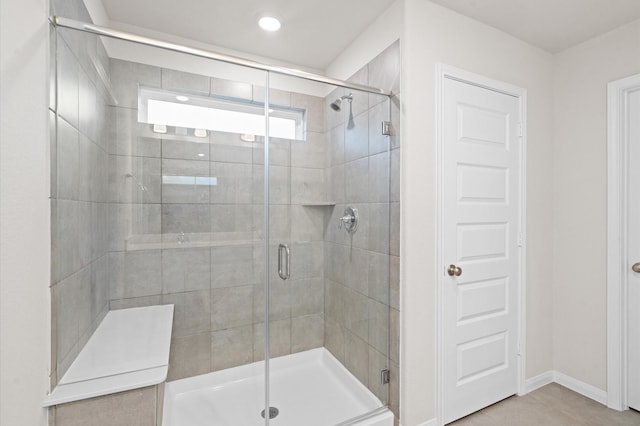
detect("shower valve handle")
[338,215,353,228]
[337,207,359,233]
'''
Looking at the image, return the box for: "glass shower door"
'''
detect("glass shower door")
[55,28,274,422]
[266,72,392,425]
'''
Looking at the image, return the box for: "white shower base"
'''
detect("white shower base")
[163,348,393,426]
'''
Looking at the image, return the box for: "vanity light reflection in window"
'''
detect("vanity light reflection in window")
[139,86,306,141]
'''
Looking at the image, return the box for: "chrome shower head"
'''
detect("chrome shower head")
[330,93,353,111]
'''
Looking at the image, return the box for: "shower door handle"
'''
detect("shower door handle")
[278,244,290,280]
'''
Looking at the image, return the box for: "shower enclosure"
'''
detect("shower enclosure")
[50,15,398,425]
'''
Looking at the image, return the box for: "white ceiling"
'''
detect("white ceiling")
[98,0,640,70]
[99,0,396,70]
[429,0,640,53]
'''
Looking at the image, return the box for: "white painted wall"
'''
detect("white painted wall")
[81,0,332,97]
[325,0,403,81]
[82,0,109,26]
[0,0,51,425]
[401,1,554,423]
[553,18,640,392]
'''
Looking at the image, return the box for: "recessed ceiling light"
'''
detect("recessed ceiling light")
[176,95,189,102]
[258,16,281,32]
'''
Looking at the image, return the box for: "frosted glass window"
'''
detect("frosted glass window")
[138,86,305,140]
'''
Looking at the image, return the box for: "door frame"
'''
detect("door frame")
[607,72,640,411]
[435,64,528,425]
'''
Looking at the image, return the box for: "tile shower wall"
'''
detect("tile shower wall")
[106,60,327,380]
[50,4,112,384]
[323,41,401,420]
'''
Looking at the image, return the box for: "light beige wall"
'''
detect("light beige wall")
[0,0,51,425]
[325,0,403,81]
[401,1,554,423]
[552,18,640,392]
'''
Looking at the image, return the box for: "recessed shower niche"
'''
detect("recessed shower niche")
[49,16,400,425]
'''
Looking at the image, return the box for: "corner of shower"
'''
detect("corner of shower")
[49,16,397,426]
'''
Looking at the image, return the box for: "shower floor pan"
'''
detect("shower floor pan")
[163,348,393,426]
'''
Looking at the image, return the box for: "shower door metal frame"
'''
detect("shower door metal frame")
[51,17,392,97]
[263,75,271,426]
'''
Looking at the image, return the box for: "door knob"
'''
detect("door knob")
[632,262,640,273]
[447,264,462,277]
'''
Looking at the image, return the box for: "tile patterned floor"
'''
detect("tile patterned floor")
[450,383,640,425]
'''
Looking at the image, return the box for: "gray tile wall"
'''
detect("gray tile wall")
[323,40,401,420]
[106,59,327,381]
[51,24,112,386]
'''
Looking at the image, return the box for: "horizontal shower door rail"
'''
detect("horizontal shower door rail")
[51,16,392,97]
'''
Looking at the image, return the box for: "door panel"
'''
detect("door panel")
[457,103,510,147]
[442,77,521,424]
[457,222,508,261]
[456,277,508,324]
[457,164,509,202]
[628,88,640,411]
[456,331,509,384]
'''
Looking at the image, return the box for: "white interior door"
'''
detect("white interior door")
[627,87,640,412]
[442,76,521,424]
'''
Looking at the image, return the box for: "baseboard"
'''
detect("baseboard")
[525,371,554,393]
[523,370,607,406]
[553,371,608,406]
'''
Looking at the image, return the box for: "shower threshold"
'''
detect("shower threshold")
[162,348,393,426]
